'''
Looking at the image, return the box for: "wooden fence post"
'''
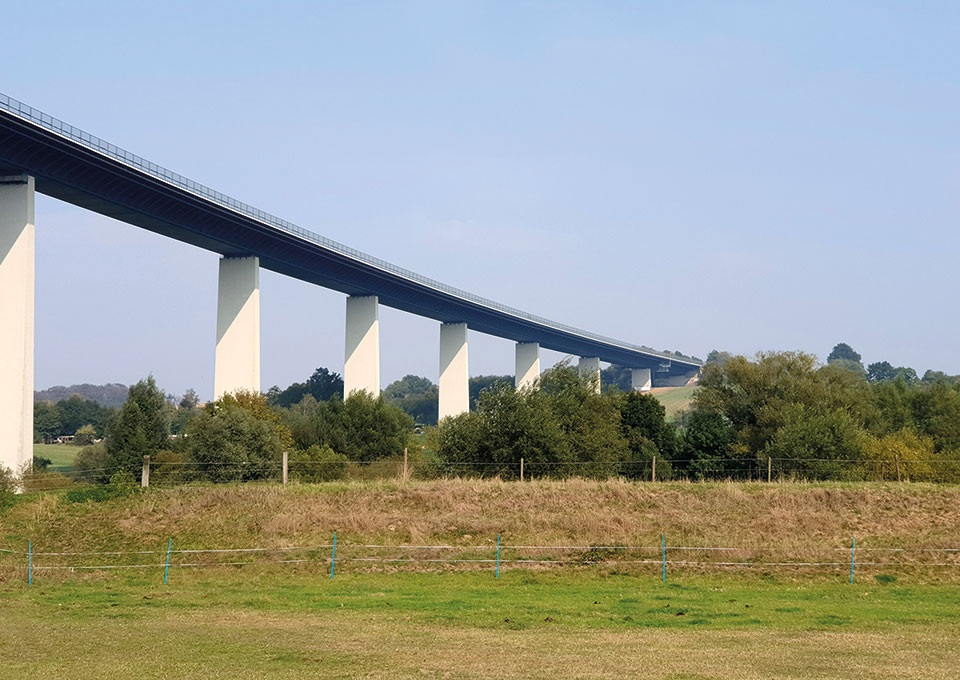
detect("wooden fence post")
[652,456,656,483]
[282,451,288,486]
[767,456,772,483]
[141,455,150,488]
[895,455,901,483]
[403,447,408,481]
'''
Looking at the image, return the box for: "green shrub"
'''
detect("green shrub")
[289,445,347,482]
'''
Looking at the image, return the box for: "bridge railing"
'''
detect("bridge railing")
[0,92,698,367]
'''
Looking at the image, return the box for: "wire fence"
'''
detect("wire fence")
[4,537,960,584]
[18,454,960,492]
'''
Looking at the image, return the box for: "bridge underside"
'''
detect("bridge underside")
[0,110,698,377]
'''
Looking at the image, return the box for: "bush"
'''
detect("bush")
[184,402,284,482]
[21,470,74,492]
[74,442,112,484]
[73,424,97,447]
[63,485,131,503]
[151,449,189,485]
[289,445,348,482]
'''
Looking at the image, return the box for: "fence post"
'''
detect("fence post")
[895,455,901,482]
[661,533,665,583]
[652,456,656,483]
[850,536,856,584]
[282,451,288,486]
[403,447,408,481]
[164,538,172,585]
[141,455,150,488]
[496,533,501,578]
[767,456,772,483]
[330,532,337,579]
[520,457,524,482]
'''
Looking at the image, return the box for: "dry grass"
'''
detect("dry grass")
[3,479,960,575]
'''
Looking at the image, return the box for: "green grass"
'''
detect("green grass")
[0,570,957,678]
[651,385,698,420]
[33,443,79,471]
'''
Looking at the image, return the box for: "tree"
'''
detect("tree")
[268,367,345,407]
[185,403,285,482]
[178,388,199,410]
[619,392,677,466]
[73,424,97,447]
[283,392,412,463]
[56,395,112,437]
[705,350,734,367]
[384,375,434,399]
[828,343,862,365]
[867,361,897,383]
[680,411,737,479]
[105,376,170,471]
[33,401,61,443]
[469,375,513,410]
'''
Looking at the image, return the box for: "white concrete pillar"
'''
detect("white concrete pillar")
[214,256,260,398]
[515,342,540,389]
[579,356,601,394]
[439,322,469,420]
[344,295,380,397]
[0,176,34,477]
[631,368,652,392]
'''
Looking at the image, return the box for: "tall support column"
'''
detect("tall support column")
[344,295,380,397]
[439,322,469,420]
[631,368,652,392]
[579,356,601,394]
[214,256,260,398]
[0,176,34,476]
[515,342,540,389]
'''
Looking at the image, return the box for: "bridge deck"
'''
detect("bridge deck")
[0,93,699,375]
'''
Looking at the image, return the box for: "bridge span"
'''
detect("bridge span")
[0,93,700,472]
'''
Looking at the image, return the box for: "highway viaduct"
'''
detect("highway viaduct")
[0,93,700,474]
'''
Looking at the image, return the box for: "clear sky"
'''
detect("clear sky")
[5,1,958,399]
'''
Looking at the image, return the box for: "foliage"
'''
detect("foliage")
[283,392,412,463]
[432,364,628,478]
[74,442,111,483]
[288,445,348,482]
[33,456,52,471]
[184,398,286,482]
[178,388,199,410]
[105,376,170,472]
[384,375,439,425]
[33,401,62,443]
[267,367,344,407]
[680,410,738,479]
[73,424,97,446]
[469,375,513,410]
[827,342,861,364]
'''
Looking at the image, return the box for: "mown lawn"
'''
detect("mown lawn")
[33,443,79,471]
[1,569,958,678]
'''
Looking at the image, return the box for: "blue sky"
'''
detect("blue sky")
[5,1,959,398]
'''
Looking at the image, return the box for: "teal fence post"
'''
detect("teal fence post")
[28,541,32,585]
[496,534,500,579]
[330,532,337,579]
[850,536,856,584]
[661,533,666,583]
[164,538,172,585]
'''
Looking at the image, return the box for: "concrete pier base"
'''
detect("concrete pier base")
[631,368,652,392]
[0,176,34,476]
[344,295,380,397]
[579,356,601,394]
[515,342,540,389]
[214,256,260,398]
[439,322,469,420]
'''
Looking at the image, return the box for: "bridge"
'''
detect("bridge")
[0,92,701,473]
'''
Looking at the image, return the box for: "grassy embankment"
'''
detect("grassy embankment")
[2,480,960,678]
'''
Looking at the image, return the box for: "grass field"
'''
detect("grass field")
[1,570,958,678]
[650,385,698,420]
[3,480,960,677]
[32,443,79,471]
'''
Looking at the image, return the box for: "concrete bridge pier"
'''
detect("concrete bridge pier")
[439,322,469,420]
[631,368,652,392]
[0,175,34,475]
[579,356,601,394]
[515,342,540,389]
[344,295,380,397]
[214,256,260,398]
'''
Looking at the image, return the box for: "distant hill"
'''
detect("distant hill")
[34,383,129,408]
